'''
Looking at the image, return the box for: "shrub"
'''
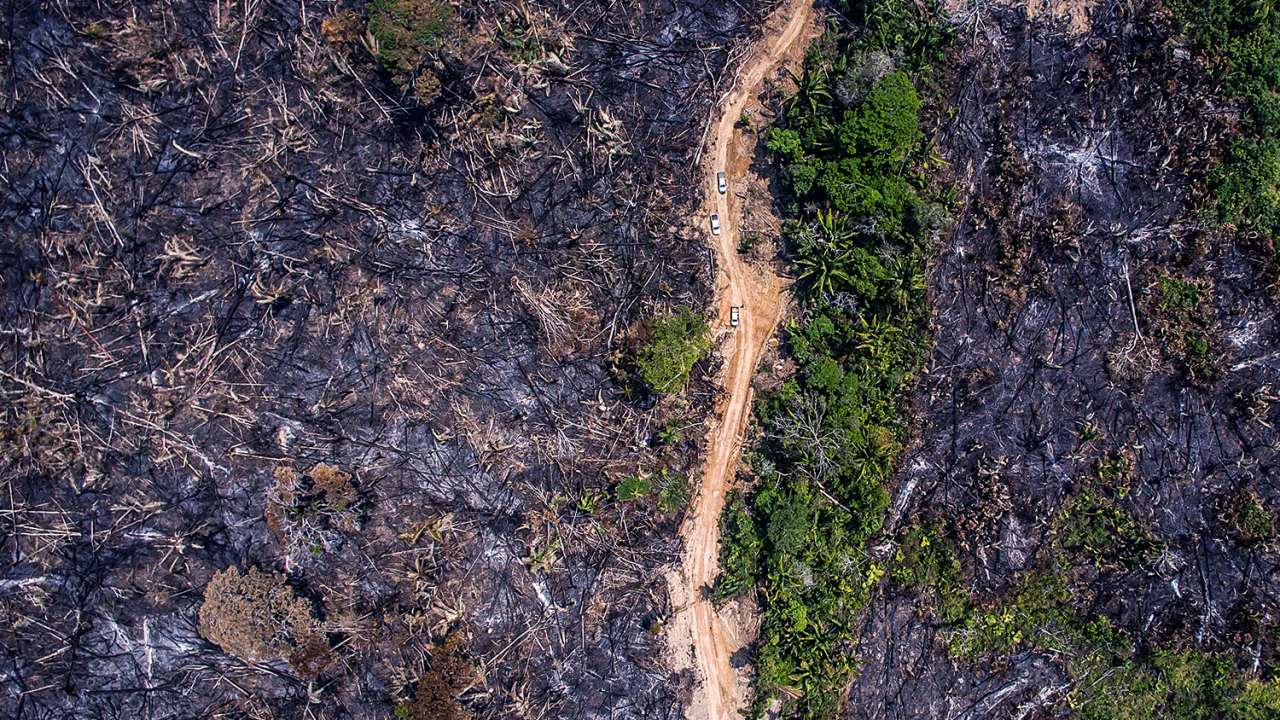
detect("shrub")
[615,475,651,500]
[654,468,691,513]
[657,418,682,445]
[1158,275,1204,310]
[395,632,475,720]
[265,464,360,561]
[1228,492,1276,544]
[366,0,456,101]
[637,308,710,394]
[766,127,805,161]
[198,566,331,677]
[1061,490,1162,569]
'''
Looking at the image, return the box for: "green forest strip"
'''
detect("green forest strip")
[1170,0,1280,242]
[714,0,950,716]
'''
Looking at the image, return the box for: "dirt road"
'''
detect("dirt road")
[679,2,817,719]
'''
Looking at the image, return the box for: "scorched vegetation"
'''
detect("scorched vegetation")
[842,0,1280,716]
[0,0,776,717]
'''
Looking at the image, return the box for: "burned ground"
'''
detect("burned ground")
[0,0,777,717]
[846,1,1280,717]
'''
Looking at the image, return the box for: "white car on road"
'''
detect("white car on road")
[730,306,740,327]
[710,214,721,235]
[717,172,727,194]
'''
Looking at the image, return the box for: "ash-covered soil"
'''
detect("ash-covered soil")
[0,0,777,717]
[847,1,1280,717]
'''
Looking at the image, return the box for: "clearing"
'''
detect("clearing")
[669,1,820,718]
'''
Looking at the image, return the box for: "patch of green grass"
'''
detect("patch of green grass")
[926,484,1280,718]
[368,0,454,65]
[939,494,1143,660]
[946,564,1077,659]
[1229,492,1276,544]
[1158,275,1204,310]
[366,0,455,100]
[1073,650,1280,720]
[891,523,971,624]
[1179,331,1217,382]
[1186,331,1210,356]
[943,561,1280,717]
[1096,450,1130,482]
[1168,0,1280,243]
[1060,490,1162,570]
[494,12,544,65]
[1078,421,1104,443]
[575,489,601,515]
[1095,450,1134,496]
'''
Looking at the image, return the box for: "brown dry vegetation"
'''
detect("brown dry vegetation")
[0,0,780,717]
[199,565,332,677]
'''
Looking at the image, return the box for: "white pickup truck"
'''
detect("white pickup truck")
[710,214,721,235]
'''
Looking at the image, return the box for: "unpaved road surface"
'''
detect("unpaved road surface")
[678,2,817,719]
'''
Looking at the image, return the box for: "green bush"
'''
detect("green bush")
[366,0,455,100]
[840,71,921,166]
[637,308,710,394]
[776,69,924,235]
[767,128,806,160]
[615,476,651,501]
[653,468,691,513]
[1158,275,1204,310]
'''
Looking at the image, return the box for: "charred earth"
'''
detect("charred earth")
[0,0,779,717]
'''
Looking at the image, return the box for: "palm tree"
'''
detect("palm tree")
[784,64,833,121]
[794,250,851,297]
[816,209,855,249]
[793,211,864,298]
[881,253,926,314]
